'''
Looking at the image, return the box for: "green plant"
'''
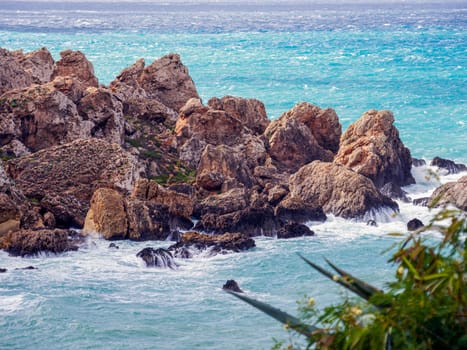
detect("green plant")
[228,209,466,349]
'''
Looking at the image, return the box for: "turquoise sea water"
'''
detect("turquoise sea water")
[0,1,466,349]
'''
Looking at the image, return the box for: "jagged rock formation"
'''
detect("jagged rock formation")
[334,110,414,188]
[430,157,466,175]
[0,46,434,250]
[6,138,140,227]
[289,161,398,219]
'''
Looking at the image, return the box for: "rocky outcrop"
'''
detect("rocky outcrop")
[289,161,398,219]
[208,95,269,135]
[0,228,81,257]
[132,178,193,228]
[275,196,326,223]
[193,188,279,235]
[136,247,178,268]
[264,102,339,173]
[52,50,98,88]
[0,82,87,154]
[168,231,255,257]
[6,138,140,227]
[0,48,33,95]
[176,98,266,170]
[0,192,21,236]
[110,54,199,112]
[335,110,414,188]
[430,157,466,175]
[77,87,125,144]
[13,47,54,84]
[429,176,467,211]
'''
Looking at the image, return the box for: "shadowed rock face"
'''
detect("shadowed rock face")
[6,138,140,227]
[429,176,467,211]
[289,161,398,219]
[335,110,414,188]
[0,229,81,257]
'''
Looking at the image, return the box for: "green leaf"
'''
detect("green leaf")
[226,290,319,337]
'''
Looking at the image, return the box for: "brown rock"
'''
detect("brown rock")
[208,95,269,134]
[429,176,467,211]
[14,47,54,84]
[289,161,398,219]
[83,188,128,240]
[278,102,341,152]
[0,228,80,257]
[0,193,20,236]
[265,116,333,173]
[6,138,140,227]
[132,179,193,220]
[78,87,125,144]
[0,83,89,154]
[125,198,171,240]
[0,48,33,95]
[334,110,414,188]
[52,50,98,88]
[175,98,266,169]
[111,54,199,112]
[275,195,326,223]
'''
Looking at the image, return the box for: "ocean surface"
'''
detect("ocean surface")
[0,1,466,349]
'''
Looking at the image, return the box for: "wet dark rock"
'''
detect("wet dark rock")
[0,229,81,257]
[367,220,377,227]
[380,182,410,203]
[407,218,424,231]
[15,266,37,270]
[276,222,314,239]
[430,157,467,174]
[168,231,255,257]
[108,243,119,249]
[413,197,430,207]
[136,247,177,269]
[223,279,243,293]
[412,158,426,167]
[0,268,6,273]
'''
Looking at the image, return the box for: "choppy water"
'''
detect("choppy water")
[0,1,466,349]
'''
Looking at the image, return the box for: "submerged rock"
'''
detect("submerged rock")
[168,231,255,257]
[136,247,177,269]
[412,197,430,207]
[412,157,426,167]
[108,243,119,249]
[222,279,243,293]
[430,157,467,174]
[15,266,37,270]
[335,110,414,188]
[289,161,398,219]
[407,218,424,231]
[0,268,6,273]
[0,229,81,257]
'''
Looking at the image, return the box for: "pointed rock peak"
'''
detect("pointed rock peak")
[52,49,98,88]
